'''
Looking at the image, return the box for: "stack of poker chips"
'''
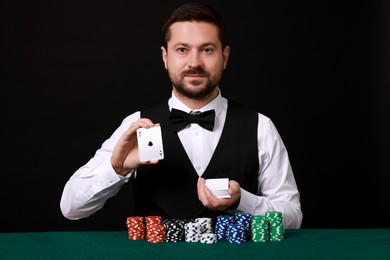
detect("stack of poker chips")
[196,218,217,244]
[184,222,202,242]
[215,212,252,244]
[163,219,186,242]
[250,211,285,242]
[250,215,269,242]
[126,216,145,240]
[234,212,252,240]
[227,223,247,244]
[194,217,214,234]
[215,215,235,240]
[146,225,166,243]
[184,217,217,244]
[145,216,165,243]
[126,214,285,244]
[266,211,285,241]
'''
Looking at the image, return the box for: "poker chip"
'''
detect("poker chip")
[200,233,217,244]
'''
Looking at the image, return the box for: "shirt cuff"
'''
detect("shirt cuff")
[93,161,132,191]
[236,188,257,214]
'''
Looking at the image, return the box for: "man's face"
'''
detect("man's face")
[161,22,230,100]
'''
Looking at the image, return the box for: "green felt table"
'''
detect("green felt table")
[1,229,389,259]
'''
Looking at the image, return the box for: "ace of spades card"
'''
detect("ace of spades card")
[136,126,164,162]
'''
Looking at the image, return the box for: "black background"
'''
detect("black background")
[1,0,389,232]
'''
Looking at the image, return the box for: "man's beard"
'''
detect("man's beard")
[169,66,222,99]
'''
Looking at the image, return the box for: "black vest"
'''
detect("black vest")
[133,99,259,220]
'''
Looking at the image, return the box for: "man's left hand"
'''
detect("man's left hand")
[197,177,241,211]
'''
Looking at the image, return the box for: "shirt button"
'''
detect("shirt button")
[196,166,201,171]
[193,131,199,137]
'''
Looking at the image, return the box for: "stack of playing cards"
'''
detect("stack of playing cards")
[205,178,231,198]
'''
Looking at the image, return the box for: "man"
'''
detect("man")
[60,2,303,229]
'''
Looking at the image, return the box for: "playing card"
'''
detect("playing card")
[136,126,164,162]
[205,178,231,198]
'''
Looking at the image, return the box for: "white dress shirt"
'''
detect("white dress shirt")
[60,90,303,228]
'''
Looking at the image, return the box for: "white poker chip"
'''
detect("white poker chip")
[200,233,217,244]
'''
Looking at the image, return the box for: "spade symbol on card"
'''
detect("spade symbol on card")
[148,141,153,147]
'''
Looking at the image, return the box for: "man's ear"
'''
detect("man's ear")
[222,45,230,70]
[161,46,168,69]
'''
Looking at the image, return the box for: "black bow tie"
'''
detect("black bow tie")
[169,108,215,131]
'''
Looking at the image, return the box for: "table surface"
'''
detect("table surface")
[1,229,389,259]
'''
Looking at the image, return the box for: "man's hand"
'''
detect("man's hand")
[111,118,160,176]
[197,177,241,211]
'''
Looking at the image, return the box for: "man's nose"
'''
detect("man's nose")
[188,51,201,68]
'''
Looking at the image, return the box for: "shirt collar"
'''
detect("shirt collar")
[168,88,224,117]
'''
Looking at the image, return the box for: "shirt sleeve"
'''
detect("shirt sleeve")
[60,112,140,220]
[236,114,303,229]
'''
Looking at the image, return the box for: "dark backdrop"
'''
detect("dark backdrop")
[1,0,389,232]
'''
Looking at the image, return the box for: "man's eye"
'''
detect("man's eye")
[203,48,213,54]
[177,48,187,53]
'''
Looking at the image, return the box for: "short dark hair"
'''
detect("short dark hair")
[162,2,228,49]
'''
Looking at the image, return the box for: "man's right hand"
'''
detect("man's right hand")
[111,118,160,176]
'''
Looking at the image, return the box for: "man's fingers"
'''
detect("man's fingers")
[197,178,240,211]
[197,178,216,210]
[197,178,206,202]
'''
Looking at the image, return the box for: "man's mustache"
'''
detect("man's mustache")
[181,67,208,77]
